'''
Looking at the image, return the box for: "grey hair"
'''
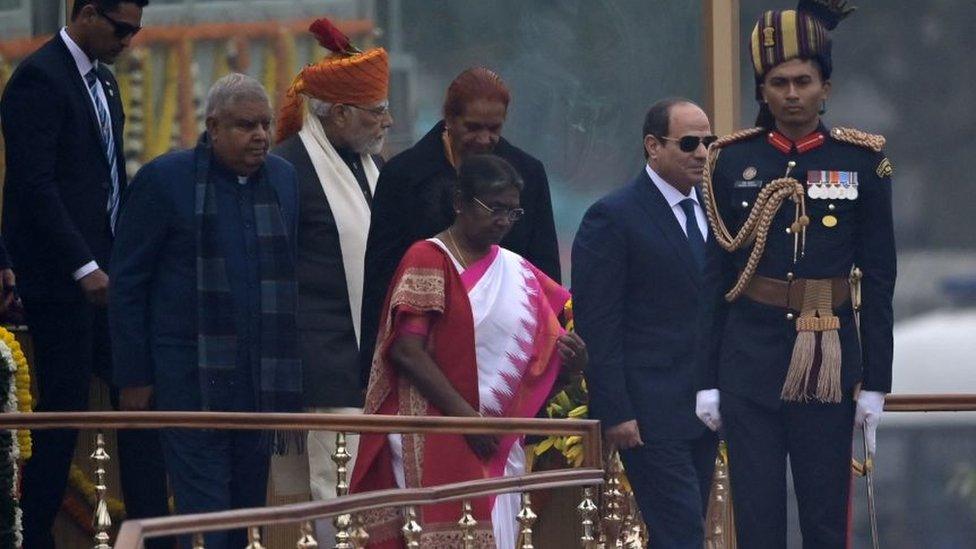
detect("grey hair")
[307,96,334,119]
[205,73,270,118]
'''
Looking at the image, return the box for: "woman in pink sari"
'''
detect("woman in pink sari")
[350,154,586,548]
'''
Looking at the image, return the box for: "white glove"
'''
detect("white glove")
[855,390,885,455]
[696,389,722,432]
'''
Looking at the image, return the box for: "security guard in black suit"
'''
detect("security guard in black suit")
[695,2,896,547]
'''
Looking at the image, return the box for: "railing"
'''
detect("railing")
[2,394,975,548]
[884,393,976,412]
[0,411,605,548]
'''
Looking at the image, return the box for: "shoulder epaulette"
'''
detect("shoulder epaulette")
[712,127,765,149]
[829,127,885,153]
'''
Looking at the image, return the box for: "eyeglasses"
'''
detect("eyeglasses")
[472,197,524,222]
[345,103,391,117]
[659,135,718,153]
[96,6,142,39]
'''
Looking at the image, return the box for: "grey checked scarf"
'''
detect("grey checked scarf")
[194,133,302,416]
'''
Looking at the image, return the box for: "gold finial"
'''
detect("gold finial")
[704,441,736,549]
[192,532,206,549]
[332,432,352,497]
[458,500,477,549]
[91,431,112,549]
[296,521,319,549]
[334,514,354,549]
[402,506,422,548]
[246,527,267,549]
[578,486,598,548]
[517,493,538,549]
[601,452,625,542]
[621,492,645,548]
[350,514,371,548]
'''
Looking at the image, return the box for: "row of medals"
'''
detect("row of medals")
[807,175,858,200]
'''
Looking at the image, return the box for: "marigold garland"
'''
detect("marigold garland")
[148,45,179,159]
[0,327,32,460]
[0,333,24,547]
[67,464,126,522]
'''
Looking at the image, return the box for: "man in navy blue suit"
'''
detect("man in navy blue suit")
[110,73,302,549]
[573,98,719,548]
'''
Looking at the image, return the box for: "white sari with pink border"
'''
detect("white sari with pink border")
[388,239,567,548]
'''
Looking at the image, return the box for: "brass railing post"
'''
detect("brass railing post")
[192,532,206,548]
[601,451,625,544]
[91,431,112,549]
[458,499,477,549]
[578,486,598,548]
[621,492,644,548]
[402,506,422,548]
[297,520,319,548]
[246,526,266,549]
[350,513,370,548]
[332,432,354,549]
[333,514,354,549]
[517,492,537,549]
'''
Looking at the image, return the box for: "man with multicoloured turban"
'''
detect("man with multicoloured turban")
[695,1,896,546]
[271,18,392,540]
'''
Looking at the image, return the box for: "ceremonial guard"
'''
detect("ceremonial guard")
[695,1,896,547]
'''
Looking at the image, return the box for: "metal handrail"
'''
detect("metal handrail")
[0,411,602,468]
[3,395,974,546]
[113,468,605,548]
[883,394,976,412]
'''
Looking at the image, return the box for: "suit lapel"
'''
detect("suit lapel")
[633,170,702,285]
[55,35,112,175]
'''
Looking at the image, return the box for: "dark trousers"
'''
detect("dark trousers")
[620,430,718,549]
[161,428,270,549]
[722,391,854,549]
[20,300,169,549]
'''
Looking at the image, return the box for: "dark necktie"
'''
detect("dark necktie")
[679,198,705,271]
[84,68,121,233]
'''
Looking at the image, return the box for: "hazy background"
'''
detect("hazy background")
[2,1,974,546]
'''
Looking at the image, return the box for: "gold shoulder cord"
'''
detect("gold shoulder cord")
[700,127,809,302]
[829,127,885,153]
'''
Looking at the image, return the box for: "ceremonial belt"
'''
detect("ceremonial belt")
[743,275,849,311]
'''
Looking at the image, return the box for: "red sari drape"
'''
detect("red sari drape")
[350,240,568,548]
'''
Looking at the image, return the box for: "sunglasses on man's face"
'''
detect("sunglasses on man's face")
[660,135,718,153]
[96,6,142,39]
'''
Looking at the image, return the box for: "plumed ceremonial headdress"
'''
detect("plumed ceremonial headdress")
[276,18,389,143]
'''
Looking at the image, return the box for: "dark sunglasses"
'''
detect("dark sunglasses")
[96,6,142,39]
[659,134,718,153]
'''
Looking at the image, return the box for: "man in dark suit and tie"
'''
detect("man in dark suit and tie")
[0,2,166,547]
[573,98,719,548]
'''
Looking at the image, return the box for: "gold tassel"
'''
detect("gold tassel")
[782,280,843,403]
[815,328,843,403]
[782,330,816,401]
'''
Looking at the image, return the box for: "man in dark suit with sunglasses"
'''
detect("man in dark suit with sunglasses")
[1,2,168,547]
[573,98,719,548]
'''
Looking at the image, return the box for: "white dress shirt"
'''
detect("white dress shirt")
[61,27,115,281]
[645,164,708,241]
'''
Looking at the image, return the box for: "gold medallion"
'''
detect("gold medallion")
[822,215,838,228]
[742,166,758,180]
